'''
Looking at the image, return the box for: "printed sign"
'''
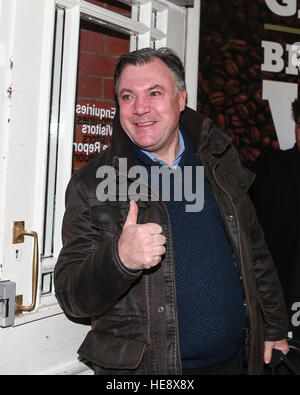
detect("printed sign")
[73,100,116,172]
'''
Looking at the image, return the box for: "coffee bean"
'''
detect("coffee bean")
[250,127,260,144]
[235,54,246,68]
[233,94,248,103]
[198,71,211,95]
[211,76,225,90]
[225,107,235,116]
[225,79,240,96]
[237,103,250,120]
[236,128,248,136]
[256,112,266,125]
[229,39,248,53]
[216,114,226,130]
[225,59,239,77]
[247,147,260,161]
[246,101,257,116]
[247,66,259,80]
[231,115,244,128]
[209,91,225,106]
[261,136,271,147]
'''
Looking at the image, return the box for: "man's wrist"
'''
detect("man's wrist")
[114,237,139,273]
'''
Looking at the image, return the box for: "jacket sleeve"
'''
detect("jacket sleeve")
[54,174,142,319]
[247,195,289,341]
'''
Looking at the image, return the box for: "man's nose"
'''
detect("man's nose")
[133,96,150,115]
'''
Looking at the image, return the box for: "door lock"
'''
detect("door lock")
[0,281,16,327]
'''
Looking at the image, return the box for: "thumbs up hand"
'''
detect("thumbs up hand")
[118,200,166,270]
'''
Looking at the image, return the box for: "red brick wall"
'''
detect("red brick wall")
[72,1,130,172]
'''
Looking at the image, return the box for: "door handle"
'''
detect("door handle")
[13,221,39,314]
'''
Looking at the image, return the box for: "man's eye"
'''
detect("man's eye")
[121,94,132,100]
[150,91,161,97]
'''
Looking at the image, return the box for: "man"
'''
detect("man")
[251,98,300,342]
[54,48,289,375]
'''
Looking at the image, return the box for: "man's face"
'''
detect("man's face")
[116,58,186,157]
[296,117,300,151]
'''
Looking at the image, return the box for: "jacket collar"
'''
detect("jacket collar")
[179,107,231,155]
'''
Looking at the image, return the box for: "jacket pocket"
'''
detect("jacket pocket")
[78,330,146,369]
[90,202,126,233]
[90,201,149,233]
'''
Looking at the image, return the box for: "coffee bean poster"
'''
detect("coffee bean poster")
[197,0,300,167]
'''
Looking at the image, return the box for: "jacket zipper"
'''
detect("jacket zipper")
[144,187,182,374]
[158,198,182,375]
[211,162,253,374]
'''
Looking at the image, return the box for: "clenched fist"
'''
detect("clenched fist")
[118,200,166,270]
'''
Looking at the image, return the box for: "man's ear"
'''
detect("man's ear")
[179,89,187,111]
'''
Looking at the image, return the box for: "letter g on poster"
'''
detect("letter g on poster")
[265,0,297,17]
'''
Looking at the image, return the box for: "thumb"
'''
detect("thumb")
[264,341,273,364]
[124,200,139,226]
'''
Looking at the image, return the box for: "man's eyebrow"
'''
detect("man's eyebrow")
[148,84,165,91]
[118,88,134,96]
[118,85,165,96]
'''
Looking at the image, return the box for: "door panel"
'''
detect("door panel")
[0,314,89,375]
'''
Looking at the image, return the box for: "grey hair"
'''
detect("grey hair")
[113,47,186,97]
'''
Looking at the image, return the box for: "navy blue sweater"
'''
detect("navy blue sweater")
[130,131,246,369]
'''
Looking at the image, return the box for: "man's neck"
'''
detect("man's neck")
[152,139,180,168]
[139,130,185,169]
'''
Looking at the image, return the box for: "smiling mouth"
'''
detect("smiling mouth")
[135,121,157,127]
